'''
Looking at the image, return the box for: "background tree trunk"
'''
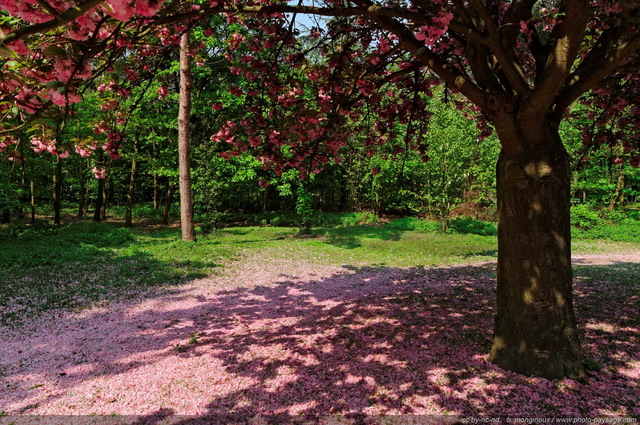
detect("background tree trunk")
[77,161,87,218]
[93,178,104,222]
[488,128,585,379]
[162,180,174,226]
[178,30,197,242]
[125,141,138,227]
[30,180,36,225]
[53,158,62,225]
[153,141,159,210]
[609,166,625,212]
[101,171,109,221]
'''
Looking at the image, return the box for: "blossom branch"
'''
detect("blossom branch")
[363,14,486,108]
[1,0,104,44]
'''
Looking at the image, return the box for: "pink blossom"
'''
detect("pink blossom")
[92,166,106,179]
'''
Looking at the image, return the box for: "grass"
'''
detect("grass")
[1,213,639,327]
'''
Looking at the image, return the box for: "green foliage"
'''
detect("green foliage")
[295,187,314,231]
[571,204,605,229]
[449,217,498,236]
[0,221,59,241]
[200,211,223,235]
[0,182,22,214]
[571,221,640,242]
[569,203,640,242]
[383,217,442,233]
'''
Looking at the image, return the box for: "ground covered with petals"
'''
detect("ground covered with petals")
[0,241,638,420]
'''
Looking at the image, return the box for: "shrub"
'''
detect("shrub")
[200,212,223,235]
[571,204,605,229]
[385,217,441,233]
[449,216,498,236]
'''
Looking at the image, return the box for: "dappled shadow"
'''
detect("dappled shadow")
[1,260,638,419]
[317,225,404,249]
[462,250,498,259]
[0,224,214,327]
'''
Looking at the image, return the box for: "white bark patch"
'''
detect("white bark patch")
[524,161,553,178]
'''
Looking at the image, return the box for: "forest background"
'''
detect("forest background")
[1,17,639,236]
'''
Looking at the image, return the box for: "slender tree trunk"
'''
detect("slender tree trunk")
[19,158,27,221]
[84,177,91,215]
[162,180,174,225]
[125,141,138,227]
[78,162,86,218]
[30,180,36,225]
[178,30,196,242]
[101,171,109,222]
[53,157,62,225]
[152,141,159,210]
[608,166,625,212]
[153,174,159,210]
[93,178,104,222]
[488,127,585,380]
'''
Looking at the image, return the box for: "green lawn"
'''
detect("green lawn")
[1,217,638,326]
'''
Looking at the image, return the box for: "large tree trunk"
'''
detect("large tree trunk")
[178,30,197,242]
[488,127,585,379]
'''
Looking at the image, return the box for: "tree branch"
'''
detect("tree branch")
[1,0,104,44]
[523,0,589,119]
[468,0,529,95]
[364,14,487,108]
[555,34,640,118]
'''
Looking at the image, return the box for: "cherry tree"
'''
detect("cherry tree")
[2,0,640,379]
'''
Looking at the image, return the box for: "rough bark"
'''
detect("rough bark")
[488,127,586,380]
[178,30,197,242]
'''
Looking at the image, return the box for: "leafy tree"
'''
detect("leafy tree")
[3,0,640,379]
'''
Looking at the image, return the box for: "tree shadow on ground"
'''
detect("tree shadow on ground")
[1,261,638,421]
[316,226,404,249]
[0,224,213,327]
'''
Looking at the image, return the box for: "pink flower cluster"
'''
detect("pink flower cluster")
[92,166,107,179]
[0,137,17,153]
[30,137,68,157]
[415,12,454,46]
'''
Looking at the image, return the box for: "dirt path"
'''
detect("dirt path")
[1,251,638,418]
